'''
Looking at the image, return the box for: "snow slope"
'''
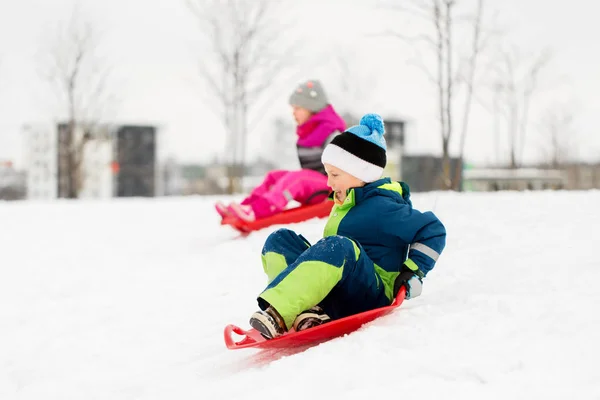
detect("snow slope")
[1,191,599,399]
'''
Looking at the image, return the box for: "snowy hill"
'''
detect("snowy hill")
[1,191,599,399]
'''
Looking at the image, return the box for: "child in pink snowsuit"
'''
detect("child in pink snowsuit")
[217,80,346,222]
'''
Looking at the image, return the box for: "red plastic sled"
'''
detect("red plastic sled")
[221,200,334,234]
[224,287,406,350]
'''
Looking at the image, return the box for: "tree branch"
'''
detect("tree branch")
[40,6,110,197]
[187,0,297,193]
[376,1,433,21]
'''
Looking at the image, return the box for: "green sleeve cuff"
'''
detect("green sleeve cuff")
[405,258,424,278]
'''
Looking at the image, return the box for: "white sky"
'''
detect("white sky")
[0,0,599,169]
[1,191,599,398]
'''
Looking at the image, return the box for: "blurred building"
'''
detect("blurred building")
[159,158,184,196]
[158,162,225,196]
[462,168,567,191]
[157,157,277,196]
[461,164,600,191]
[383,119,406,182]
[0,160,26,200]
[113,125,157,197]
[25,123,58,199]
[401,155,463,192]
[24,123,157,199]
[563,163,600,189]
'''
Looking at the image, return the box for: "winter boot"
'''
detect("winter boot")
[292,306,331,331]
[249,306,286,339]
[228,202,256,222]
[215,201,231,219]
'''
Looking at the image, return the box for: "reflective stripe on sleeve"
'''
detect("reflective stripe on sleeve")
[410,243,440,261]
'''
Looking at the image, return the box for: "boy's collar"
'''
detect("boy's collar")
[330,188,356,207]
[329,178,392,206]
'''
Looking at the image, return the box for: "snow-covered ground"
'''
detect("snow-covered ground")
[1,191,599,399]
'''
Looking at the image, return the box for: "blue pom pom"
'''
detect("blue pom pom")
[359,113,385,136]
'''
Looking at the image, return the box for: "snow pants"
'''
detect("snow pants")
[242,169,329,219]
[257,228,390,330]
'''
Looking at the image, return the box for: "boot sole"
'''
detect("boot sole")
[249,313,281,340]
[293,313,331,331]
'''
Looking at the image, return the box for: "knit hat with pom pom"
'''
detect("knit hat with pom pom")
[321,113,387,182]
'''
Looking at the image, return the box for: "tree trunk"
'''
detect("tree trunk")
[444,0,453,190]
[66,121,77,198]
[441,138,452,190]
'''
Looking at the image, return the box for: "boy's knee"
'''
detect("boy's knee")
[313,235,358,262]
[263,228,291,246]
[262,228,301,253]
[272,228,295,238]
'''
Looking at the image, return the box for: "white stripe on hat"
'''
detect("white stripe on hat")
[321,144,384,183]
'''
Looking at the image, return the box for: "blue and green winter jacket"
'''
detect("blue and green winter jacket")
[323,177,446,300]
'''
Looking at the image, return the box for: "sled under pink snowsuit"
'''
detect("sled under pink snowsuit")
[242,105,346,219]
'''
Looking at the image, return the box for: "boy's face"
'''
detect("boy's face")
[323,163,365,202]
[292,105,312,125]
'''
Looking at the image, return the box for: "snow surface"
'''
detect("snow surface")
[1,191,599,399]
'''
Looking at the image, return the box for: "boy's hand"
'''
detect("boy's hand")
[394,264,423,300]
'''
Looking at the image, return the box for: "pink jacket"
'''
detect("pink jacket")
[296,105,346,148]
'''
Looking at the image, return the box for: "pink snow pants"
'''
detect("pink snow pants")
[241,169,329,218]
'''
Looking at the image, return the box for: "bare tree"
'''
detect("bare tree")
[538,106,576,168]
[383,0,491,190]
[186,0,298,194]
[41,8,112,198]
[491,46,552,168]
[454,0,486,184]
